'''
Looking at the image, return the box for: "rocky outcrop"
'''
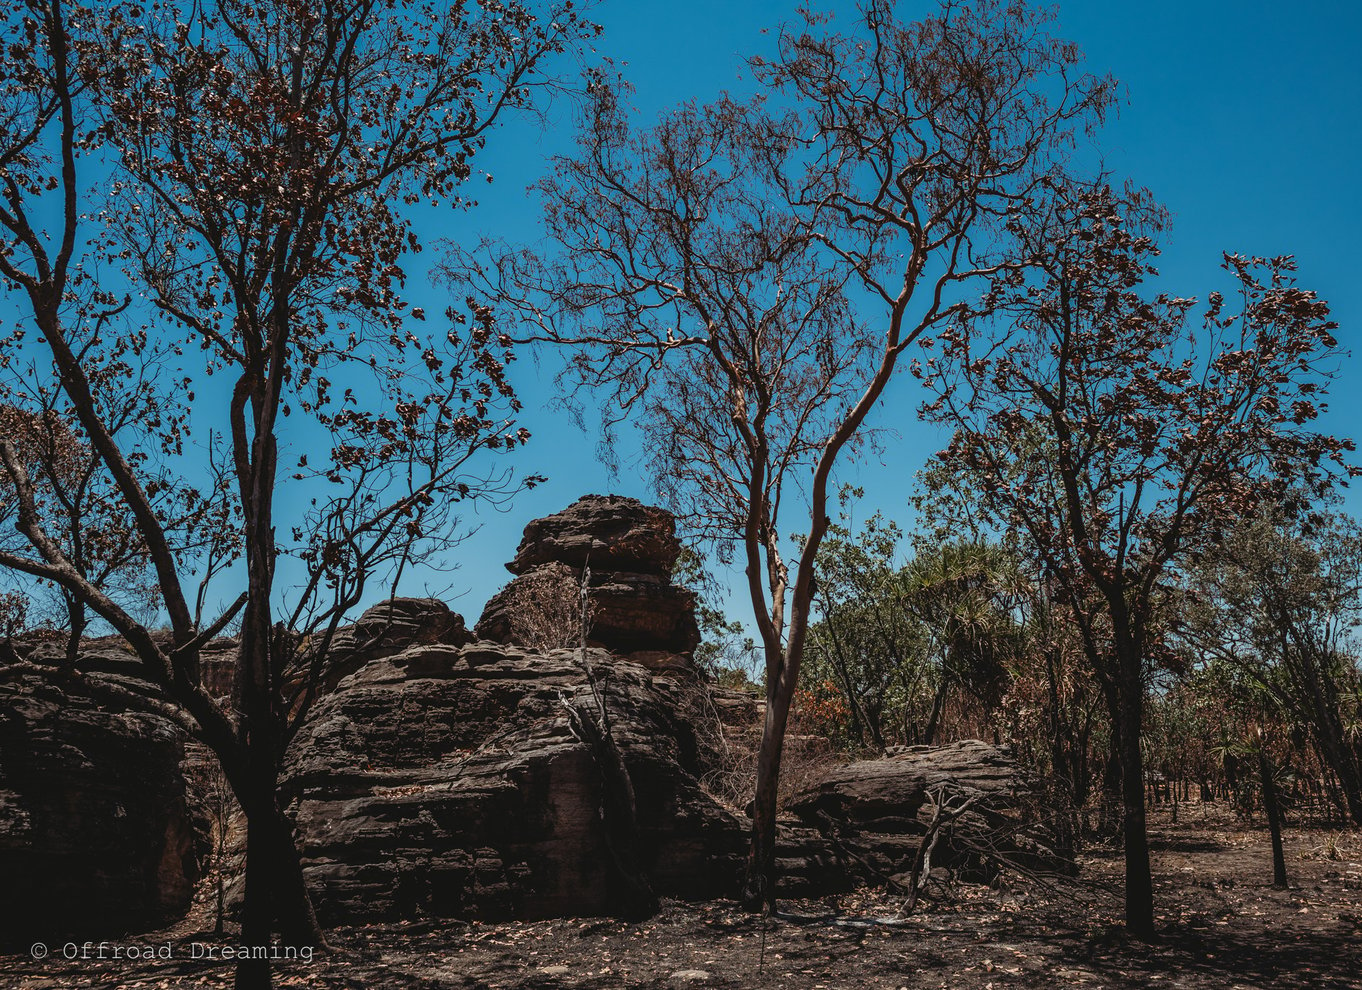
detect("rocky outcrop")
[302,597,474,698]
[507,495,683,576]
[276,499,738,924]
[280,616,1067,924]
[194,599,477,703]
[785,740,1073,885]
[476,496,700,663]
[281,641,747,923]
[0,659,203,947]
[0,496,1074,940]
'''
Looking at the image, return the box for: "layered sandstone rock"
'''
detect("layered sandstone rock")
[0,659,204,946]
[280,640,747,923]
[506,494,682,576]
[785,739,1073,884]
[302,596,475,698]
[476,495,700,663]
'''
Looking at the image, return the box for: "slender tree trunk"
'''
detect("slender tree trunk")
[1316,732,1362,826]
[234,783,324,990]
[1258,745,1289,889]
[235,589,277,988]
[817,608,871,749]
[1044,647,1082,810]
[1115,636,1154,938]
[1098,689,1123,840]
[232,541,322,984]
[237,811,273,990]
[742,660,794,912]
[64,596,86,664]
[923,671,948,746]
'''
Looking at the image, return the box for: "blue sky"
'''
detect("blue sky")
[6,1,1354,632]
[418,0,1362,624]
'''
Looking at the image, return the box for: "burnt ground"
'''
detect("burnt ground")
[5,803,1362,990]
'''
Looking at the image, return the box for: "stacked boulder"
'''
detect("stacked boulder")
[280,499,741,924]
[784,740,1074,887]
[476,495,700,668]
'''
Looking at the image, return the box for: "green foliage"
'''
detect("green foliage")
[801,491,1027,751]
[674,547,761,691]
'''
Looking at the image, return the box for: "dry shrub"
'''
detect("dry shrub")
[671,672,754,812]
[498,561,583,651]
[699,731,758,814]
[690,678,846,815]
[780,697,848,809]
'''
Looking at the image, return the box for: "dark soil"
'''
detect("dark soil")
[5,803,1361,989]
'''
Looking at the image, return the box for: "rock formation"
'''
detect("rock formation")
[507,495,682,576]
[476,495,700,664]
[273,499,746,923]
[0,496,1076,941]
[785,740,1073,885]
[281,641,748,923]
[302,596,475,698]
[0,656,204,947]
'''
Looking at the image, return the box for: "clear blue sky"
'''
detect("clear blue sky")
[416,0,1362,625]
[9,2,1351,629]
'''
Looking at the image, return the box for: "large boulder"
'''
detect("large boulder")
[0,659,204,947]
[477,496,700,662]
[785,740,1073,883]
[176,598,477,704]
[507,494,683,576]
[281,640,747,923]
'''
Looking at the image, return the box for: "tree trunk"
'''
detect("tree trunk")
[1115,637,1154,938]
[1097,700,1123,840]
[1291,642,1362,826]
[742,662,794,912]
[234,793,324,989]
[818,608,873,749]
[64,596,86,664]
[236,805,276,990]
[232,587,323,988]
[1258,745,1289,889]
[1317,733,1362,826]
[923,672,948,746]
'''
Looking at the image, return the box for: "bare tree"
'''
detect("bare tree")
[0,2,592,986]
[452,0,1114,910]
